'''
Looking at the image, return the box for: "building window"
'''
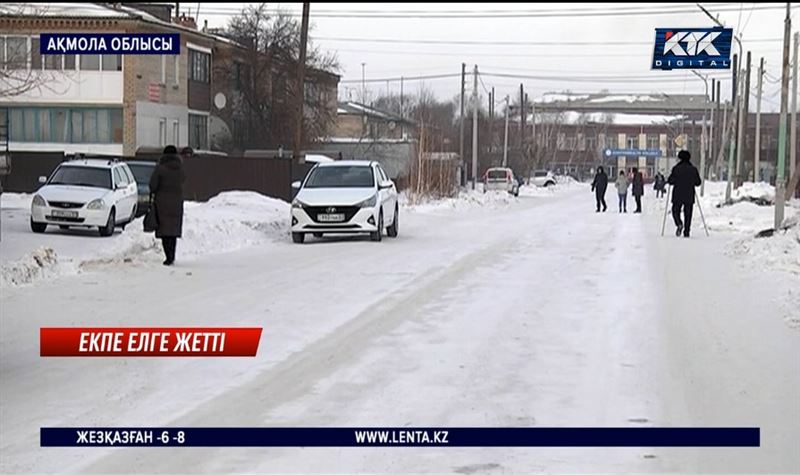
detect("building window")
[173,55,180,86]
[557,133,566,150]
[5,107,122,143]
[81,55,100,71]
[30,38,41,69]
[647,134,659,150]
[101,54,121,71]
[161,54,167,84]
[159,118,167,147]
[4,37,27,69]
[626,135,637,149]
[172,120,179,145]
[577,133,586,151]
[586,135,597,151]
[189,49,210,83]
[44,53,62,71]
[188,113,208,149]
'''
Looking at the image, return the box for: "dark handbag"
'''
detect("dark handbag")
[143,194,158,233]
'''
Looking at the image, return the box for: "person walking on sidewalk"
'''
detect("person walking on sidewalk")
[654,172,666,198]
[632,167,644,213]
[591,166,608,212]
[667,150,702,238]
[615,170,629,213]
[149,145,186,265]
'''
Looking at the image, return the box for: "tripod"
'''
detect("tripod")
[660,186,709,237]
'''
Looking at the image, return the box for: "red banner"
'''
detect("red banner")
[40,328,262,357]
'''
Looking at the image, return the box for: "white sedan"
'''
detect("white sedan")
[290,160,399,243]
[30,159,139,237]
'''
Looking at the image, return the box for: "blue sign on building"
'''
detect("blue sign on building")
[603,149,662,158]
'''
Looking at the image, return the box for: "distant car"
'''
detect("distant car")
[483,167,519,196]
[125,160,158,217]
[30,159,139,237]
[532,170,557,187]
[290,160,399,243]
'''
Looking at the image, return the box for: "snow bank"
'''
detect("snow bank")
[402,180,584,213]
[0,192,32,210]
[1,191,290,287]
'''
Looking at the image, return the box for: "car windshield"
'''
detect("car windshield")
[534,172,549,177]
[487,170,508,180]
[304,166,375,188]
[48,166,112,189]
[127,164,155,185]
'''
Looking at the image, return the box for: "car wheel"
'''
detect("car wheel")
[370,211,383,242]
[59,225,69,230]
[292,232,305,244]
[313,232,323,238]
[387,206,399,238]
[30,219,47,233]
[99,208,115,237]
[545,181,555,187]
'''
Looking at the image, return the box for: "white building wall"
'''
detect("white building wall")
[135,102,188,149]
[6,142,122,155]
[0,71,123,105]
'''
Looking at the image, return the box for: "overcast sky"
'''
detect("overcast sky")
[194,2,795,112]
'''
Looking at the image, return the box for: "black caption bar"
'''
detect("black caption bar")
[41,427,760,447]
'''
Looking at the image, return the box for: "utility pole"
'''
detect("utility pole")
[714,81,726,179]
[519,84,525,150]
[460,63,465,185]
[361,62,366,104]
[490,86,495,153]
[503,96,510,167]
[531,97,536,174]
[755,57,764,182]
[709,77,715,177]
[791,32,798,181]
[293,2,310,165]
[725,53,739,202]
[735,51,750,187]
[472,65,479,190]
[775,2,791,229]
[692,70,708,195]
[400,76,404,138]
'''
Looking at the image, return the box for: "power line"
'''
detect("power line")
[480,71,732,84]
[198,4,784,18]
[311,36,783,46]
[339,73,461,84]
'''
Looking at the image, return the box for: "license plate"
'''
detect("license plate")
[51,210,78,218]
[317,213,345,222]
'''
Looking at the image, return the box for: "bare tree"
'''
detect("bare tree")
[0,5,65,98]
[219,3,340,150]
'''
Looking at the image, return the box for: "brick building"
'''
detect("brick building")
[0,3,340,158]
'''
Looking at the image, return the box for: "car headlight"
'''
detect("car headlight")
[355,193,378,208]
[292,199,308,209]
[86,199,105,210]
[32,195,47,207]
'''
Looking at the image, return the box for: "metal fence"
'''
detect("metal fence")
[0,152,315,203]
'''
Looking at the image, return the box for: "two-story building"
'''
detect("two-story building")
[0,2,340,159]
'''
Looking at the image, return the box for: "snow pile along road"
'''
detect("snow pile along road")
[1,191,290,287]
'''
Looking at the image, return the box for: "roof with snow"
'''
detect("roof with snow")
[524,111,687,126]
[534,92,711,116]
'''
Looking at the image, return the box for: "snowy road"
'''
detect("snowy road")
[1,187,799,473]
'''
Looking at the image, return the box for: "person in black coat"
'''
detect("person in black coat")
[631,167,644,213]
[667,150,702,237]
[149,145,186,265]
[591,166,608,212]
[653,172,666,198]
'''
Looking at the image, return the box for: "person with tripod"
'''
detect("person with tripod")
[667,150,702,238]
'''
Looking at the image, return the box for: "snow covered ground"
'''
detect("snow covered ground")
[0,191,289,287]
[1,184,798,474]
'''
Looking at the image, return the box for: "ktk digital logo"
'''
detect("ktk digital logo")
[652,27,733,70]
